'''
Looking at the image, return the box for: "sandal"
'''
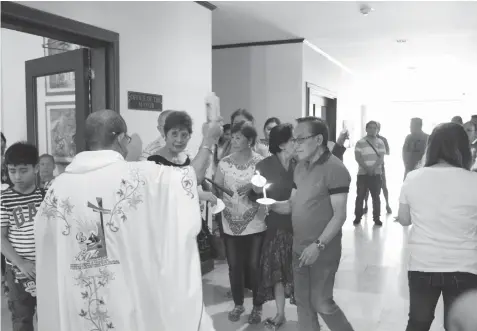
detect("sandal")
[265,316,286,330]
[228,305,245,322]
[248,306,262,324]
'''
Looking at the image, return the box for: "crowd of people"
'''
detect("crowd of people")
[0,107,476,331]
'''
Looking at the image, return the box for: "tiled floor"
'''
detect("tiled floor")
[203,218,444,331]
[0,155,446,330]
[202,156,446,331]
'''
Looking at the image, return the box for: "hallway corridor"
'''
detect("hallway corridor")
[202,155,445,331]
[203,217,444,331]
[1,158,446,331]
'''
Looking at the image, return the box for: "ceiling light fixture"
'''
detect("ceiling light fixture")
[359,4,374,16]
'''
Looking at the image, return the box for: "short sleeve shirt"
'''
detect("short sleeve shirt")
[1,187,44,264]
[355,137,386,175]
[291,151,351,260]
[399,167,477,274]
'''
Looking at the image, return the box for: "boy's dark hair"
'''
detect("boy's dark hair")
[1,132,5,143]
[4,142,39,166]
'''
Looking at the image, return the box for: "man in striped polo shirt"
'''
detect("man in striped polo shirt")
[353,121,386,226]
[1,142,44,331]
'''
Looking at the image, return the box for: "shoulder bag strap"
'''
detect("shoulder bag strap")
[365,139,380,156]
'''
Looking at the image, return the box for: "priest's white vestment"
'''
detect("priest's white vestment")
[35,150,214,331]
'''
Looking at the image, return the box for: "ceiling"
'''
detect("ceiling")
[212,1,477,95]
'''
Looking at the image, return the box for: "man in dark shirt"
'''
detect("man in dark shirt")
[271,117,354,331]
[402,118,428,179]
[363,122,392,214]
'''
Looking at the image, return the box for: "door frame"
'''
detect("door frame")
[1,1,120,112]
[25,48,90,155]
[305,82,338,142]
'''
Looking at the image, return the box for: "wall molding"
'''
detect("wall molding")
[195,1,217,11]
[213,38,305,50]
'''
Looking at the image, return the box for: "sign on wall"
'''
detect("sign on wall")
[127,91,163,111]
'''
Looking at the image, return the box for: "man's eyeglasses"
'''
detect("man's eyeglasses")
[292,134,319,145]
[112,132,132,144]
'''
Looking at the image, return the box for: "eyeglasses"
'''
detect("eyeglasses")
[292,134,318,145]
[112,132,132,144]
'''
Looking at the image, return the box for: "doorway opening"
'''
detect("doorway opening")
[306,82,338,142]
[1,1,119,173]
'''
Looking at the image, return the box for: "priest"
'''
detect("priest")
[35,109,221,331]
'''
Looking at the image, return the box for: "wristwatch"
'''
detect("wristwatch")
[314,239,326,251]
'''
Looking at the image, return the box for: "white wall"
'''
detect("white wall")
[303,42,364,142]
[212,43,303,136]
[18,1,212,155]
[0,29,45,144]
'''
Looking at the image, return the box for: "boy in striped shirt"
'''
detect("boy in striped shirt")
[1,142,44,331]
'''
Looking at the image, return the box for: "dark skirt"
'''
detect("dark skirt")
[256,228,294,304]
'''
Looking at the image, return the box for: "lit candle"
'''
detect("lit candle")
[263,183,271,199]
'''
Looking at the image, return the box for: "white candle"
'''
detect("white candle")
[263,183,271,199]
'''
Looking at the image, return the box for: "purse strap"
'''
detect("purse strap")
[365,139,380,156]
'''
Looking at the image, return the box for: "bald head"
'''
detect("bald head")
[85,109,127,150]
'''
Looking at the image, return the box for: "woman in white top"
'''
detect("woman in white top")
[397,122,477,331]
[215,121,266,324]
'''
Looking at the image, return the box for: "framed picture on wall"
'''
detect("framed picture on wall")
[43,38,80,96]
[45,101,77,163]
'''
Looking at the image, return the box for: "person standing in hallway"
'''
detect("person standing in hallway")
[471,115,477,126]
[271,117,354,331]
[260,117,281,151]
[34,109,222,331]
[214,121,266,324]
[402,117,429,179]
[254,124,296,329]
[221,109,269,159]
[139,109,172,160]
[1,142,43,331]
[38,154,56,190]
[463,121,477,169]
[451,116,463,125]
[1,132,11,295]
[353,121,386,226]
[363,122,392,215]
[396,122,477,331]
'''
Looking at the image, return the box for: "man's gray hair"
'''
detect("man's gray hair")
[85,109,127,150]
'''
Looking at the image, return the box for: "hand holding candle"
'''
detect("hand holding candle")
[262,183,271,199]
[251,171,267,188]
[257,183,275,205]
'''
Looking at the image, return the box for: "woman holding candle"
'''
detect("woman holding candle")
[214,120,267,324]
[254,124,296,329]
